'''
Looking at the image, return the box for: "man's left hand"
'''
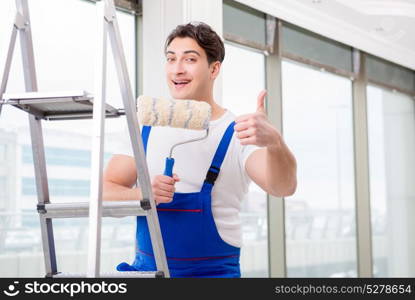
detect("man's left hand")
[234,90,282,150]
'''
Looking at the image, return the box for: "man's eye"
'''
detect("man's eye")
[186,58,196,62]
[167,57,175,62]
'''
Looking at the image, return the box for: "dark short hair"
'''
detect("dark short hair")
[165,22,225,64]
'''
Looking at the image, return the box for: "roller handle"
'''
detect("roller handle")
[163,157,175,177]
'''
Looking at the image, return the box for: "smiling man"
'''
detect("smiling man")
[104,22,297,278]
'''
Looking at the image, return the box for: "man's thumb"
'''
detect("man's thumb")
[173,173,180,182]
[256,90,267,113]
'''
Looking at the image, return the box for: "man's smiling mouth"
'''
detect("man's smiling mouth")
[172,79,191,88]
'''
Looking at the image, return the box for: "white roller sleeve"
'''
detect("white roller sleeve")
[137,95,211,130]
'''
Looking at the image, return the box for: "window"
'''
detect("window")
[282,60,357,277]
[223,0,267,50]
[22,145,112,167]
[22,177,90,197]
[282,23,353,73]
[222,42,268,277]
[0,0,136,276]
[367,86,415,277]
[0,144,6,161]
[0,176,6,209]
[366,55,415,93]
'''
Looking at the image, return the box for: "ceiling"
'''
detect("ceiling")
[309,0,415,52]
[237,0,415,70]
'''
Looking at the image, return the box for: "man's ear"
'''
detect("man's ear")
[210,61,221,80]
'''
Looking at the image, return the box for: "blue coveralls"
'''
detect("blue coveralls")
[116,121,241,278]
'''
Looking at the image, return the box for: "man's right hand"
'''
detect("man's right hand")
[152,174,180,205]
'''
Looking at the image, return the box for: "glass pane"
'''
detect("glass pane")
[367,86,415,277]
[282,23,353,72]
[223,0,266,48]
[366,55,415,93]
[0,176,6,210]
[0,0,136,277]
[282,60,357,277]
[222,43,268,277]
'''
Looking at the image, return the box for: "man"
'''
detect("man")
[104,22,297,277]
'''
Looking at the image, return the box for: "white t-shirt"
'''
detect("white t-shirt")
[116,110,259,247]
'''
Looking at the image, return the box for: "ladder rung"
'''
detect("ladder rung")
[38,201,147,218]
[1,91,123,120]
[50,271,164,278]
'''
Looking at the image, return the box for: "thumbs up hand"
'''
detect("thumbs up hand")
[234,90,282,149]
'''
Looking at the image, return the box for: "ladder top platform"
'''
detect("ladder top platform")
[1,90,125,121]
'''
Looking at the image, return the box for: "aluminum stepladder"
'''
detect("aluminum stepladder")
[0,0,169,278]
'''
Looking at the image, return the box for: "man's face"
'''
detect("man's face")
[165,37,216,100]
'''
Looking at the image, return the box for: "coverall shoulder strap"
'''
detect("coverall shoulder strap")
[204,121,235,185]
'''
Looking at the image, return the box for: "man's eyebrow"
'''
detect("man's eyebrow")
[165,50,201,56]
[183,50,201,56]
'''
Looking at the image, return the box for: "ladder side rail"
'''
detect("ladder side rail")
[87,0,108,278]
[30,119,58,276]
[15,0,58,276]
[0,13,19,100]
[105,0,170,277]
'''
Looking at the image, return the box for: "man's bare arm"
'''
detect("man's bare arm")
[103,154,142,201]
[245,145,297,197]
[103,154,179,203]
[234,90,297,197]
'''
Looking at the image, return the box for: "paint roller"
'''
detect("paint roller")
[137,95,212,177]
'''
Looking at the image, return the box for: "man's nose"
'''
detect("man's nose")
[172,60,186,75]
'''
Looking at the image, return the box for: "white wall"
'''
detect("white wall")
[142,0,223,103]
